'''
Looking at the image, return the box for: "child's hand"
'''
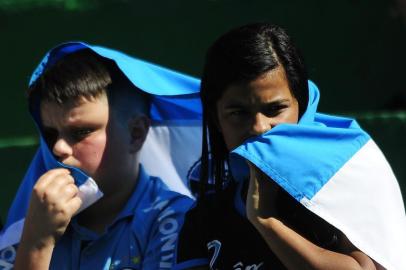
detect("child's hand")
[14,169,82,270]
[23,168,82,249]
[246,162,279,229]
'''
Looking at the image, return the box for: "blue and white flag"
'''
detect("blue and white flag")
[0,42,202,263]
[232,81,406,270]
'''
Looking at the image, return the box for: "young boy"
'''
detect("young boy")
[12,46,195,269]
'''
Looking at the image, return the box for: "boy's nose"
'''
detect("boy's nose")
[52,137,73,161]
[250,113,273,136]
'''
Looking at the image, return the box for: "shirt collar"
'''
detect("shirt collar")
[115,164,150,220]
[70,164,150,238]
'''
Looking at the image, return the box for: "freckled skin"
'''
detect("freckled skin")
[40,95,136,195]
[14,94,147,270]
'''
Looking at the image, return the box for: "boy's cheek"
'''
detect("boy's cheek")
[75,137,107,166]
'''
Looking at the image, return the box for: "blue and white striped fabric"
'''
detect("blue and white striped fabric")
[232,81,406,270]
[0,42,202,261]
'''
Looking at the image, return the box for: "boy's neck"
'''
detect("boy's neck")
[76,167,140,234]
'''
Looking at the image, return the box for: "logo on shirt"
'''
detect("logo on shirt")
[233,261,264,270]
[0,245,16,270]
[206,240,264,270]
[143,196,180,269]
[207,240,222,269]
[109,256,140,270]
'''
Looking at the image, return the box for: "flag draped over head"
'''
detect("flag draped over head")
[232,81,406,270]
[0,42,202,258]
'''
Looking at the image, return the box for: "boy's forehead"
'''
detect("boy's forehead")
[40,94,108,113]
[39,92,108,106]
[40,95,109,125]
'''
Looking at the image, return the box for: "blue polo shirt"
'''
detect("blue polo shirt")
[49,165,194,270]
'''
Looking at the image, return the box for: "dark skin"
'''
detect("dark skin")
[211,67,379,270]
[247,164,380,270]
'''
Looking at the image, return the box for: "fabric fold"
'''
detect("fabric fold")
[0,42,202,253]
[232,81,406,270]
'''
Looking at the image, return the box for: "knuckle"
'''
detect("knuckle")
[52,174,73,186]
[66,174,75,183]
[42,189,58,203]
[66,184,78,195]
[58,208,68,217]
[53,168,70,173]
[42,191,53,203]
[32,185,43,196]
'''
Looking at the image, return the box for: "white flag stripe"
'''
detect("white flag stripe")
[305,139,406,270]
[141,123,202,198]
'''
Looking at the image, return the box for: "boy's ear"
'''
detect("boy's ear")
[128,115,150,153]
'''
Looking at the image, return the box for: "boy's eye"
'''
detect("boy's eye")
[71,128,93,140]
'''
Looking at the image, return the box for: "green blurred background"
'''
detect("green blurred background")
[1,0,405,223]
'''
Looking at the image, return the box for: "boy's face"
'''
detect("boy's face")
[40,94,134,192]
